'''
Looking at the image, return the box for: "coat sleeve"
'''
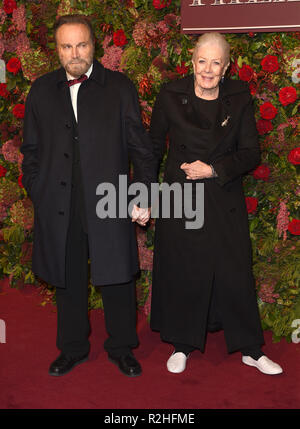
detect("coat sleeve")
[20,85,40,197]
[125,80,157,194]
[211,94,261,187]
[149,85,169,169]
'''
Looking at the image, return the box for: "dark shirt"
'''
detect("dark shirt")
[192,92,219,129]
[192,92,219,177]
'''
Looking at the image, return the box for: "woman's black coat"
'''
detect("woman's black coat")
[150,75,265,353]
[21,60,156,288]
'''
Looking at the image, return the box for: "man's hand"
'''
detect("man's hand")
[131,204,151,227]
[180,160,213,180]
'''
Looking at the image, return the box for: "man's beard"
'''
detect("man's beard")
[65,59,91,77]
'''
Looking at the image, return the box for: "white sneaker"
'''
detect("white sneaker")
[167,351,189,374]
[242,355,283,375]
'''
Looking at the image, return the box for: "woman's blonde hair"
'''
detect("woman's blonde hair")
[192,32,230,65]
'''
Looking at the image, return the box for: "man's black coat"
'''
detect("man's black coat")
[21,60,156,288]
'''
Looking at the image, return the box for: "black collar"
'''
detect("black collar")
[165,74,248,99]
[56,59,105,88]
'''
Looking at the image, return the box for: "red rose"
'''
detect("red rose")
[245,196,258,214]
[259,102,278,120]
[288,219,300,235]
[256,119,273,135]
[176,61,189,76]
[0,83,9,99]
[252,164,270,181]
[238,64,254,82]
[113,29,128,47]
[0,165,7,177]
[288,147,300,165]
[249,82,257,96]
[6,57,22,75]
[153,0,171,9]
[12,104,25,119]
[261,55,279,73]
[3,0,17,14]
[279,86,297,106]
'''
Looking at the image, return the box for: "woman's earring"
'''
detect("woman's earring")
[221,75,225,83]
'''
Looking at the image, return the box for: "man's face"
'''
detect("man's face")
[56,23,94,78]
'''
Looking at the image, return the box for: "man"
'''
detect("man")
[21,15,153,377]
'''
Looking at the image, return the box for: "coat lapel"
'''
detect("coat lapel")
[169,75,212,130]
[55,67,75,129]
[208,87,234,156]
[54,60,106,129]
[186,76,236,156]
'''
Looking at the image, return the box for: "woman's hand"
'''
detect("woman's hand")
[180,160,213,180]
[131,204,151,227]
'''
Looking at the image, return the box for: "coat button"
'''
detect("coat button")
[58,211,64,215]
[64,153,69,158]
[74,136,78,140]
[230,208,236,213]
[180,144,186,150]
[61,181,66,186]
[65,123,71,129]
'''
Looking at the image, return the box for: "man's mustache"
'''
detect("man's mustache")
[68,59,88,64]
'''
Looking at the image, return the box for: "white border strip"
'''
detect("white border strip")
[183,25,300,30]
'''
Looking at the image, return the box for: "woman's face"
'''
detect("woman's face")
[192,42,229,92]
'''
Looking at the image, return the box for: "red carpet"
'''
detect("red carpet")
[0,277,300,410]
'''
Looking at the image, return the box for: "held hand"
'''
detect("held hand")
[180,160,213,180]
[131,204,151,227]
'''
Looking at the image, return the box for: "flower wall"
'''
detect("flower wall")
[0,0,299,341]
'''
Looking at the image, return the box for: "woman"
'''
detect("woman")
[150,33,282,375]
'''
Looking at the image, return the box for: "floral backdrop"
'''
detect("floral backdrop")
[0,0,299,342]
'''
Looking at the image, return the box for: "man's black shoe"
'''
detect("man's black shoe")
[48,353,89,376]
[108,353,142,377]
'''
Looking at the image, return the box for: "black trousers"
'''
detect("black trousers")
[55,186,139,359]
[172,275,263,359]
